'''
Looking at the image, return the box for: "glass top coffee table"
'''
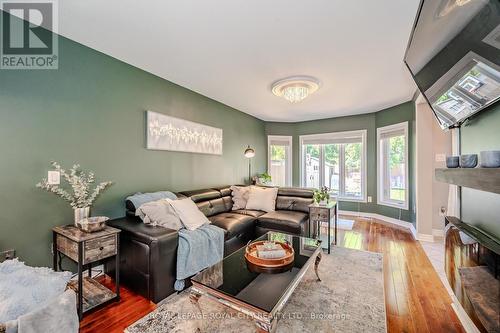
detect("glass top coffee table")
[190,232,322,332]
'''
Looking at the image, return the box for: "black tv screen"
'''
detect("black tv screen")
[405,0,500,129]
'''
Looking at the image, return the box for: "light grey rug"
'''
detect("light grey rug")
[337,218,355,231]
[126,246,386,333]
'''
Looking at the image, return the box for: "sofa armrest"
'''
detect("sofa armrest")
[108,216,179,245]
[107,216,179,303]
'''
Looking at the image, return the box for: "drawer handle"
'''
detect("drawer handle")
[99,246,104,251]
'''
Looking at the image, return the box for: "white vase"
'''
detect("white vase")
[74,207,90,226]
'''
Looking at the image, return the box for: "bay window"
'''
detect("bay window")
[377,122,409,209]
[300,130,367,201]
[268,135,292,187]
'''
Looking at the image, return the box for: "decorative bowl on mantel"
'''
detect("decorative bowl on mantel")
[77,216,109,233]
[460,154,478,168]
[480,151,500,168]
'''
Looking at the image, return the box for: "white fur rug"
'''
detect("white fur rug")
[0,258,72,323]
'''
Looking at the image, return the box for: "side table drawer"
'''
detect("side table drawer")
[310,208,329,221]
[84,235,117,264]
[56,234,78,262]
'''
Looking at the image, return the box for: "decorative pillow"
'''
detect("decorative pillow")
[167,198,211,231]
[135,199,183,230]
[230,185,250,210]
[245,186,279,213]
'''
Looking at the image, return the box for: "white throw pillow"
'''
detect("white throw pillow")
[230,185,250,210]
[245,186,278,213]
[136,199,183,230]
[167,198,210,231]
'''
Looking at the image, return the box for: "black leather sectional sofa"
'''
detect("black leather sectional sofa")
[106,186,314,303]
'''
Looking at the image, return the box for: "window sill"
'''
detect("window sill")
[377,200,409,210]
[333,196,368,204]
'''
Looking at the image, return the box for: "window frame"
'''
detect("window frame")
[299,130,367,202]
[267,135,293,187]
[377,121,409,210]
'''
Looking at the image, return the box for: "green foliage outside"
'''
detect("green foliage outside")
[271,145,286,160]
[390,189,405,201]
[306,144,360,169]
[389,136,405,169]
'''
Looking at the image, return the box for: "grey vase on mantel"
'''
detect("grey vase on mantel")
[74,207,90,226]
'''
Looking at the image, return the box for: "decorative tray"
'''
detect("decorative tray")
[244,240,295,274]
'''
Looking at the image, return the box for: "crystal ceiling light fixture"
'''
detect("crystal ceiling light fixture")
[271,76,320,103]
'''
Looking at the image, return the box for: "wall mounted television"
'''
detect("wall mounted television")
[405,0,500,129]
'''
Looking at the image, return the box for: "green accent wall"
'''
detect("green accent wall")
[265,102,416,223]
[461,104,500,239]
[0,14,266,266]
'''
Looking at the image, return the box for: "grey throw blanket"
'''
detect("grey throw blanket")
[174,224,225,291]
[6,290,78,333]
[126,191,177,209]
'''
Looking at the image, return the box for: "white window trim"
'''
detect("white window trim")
[377,121,409,210]
[299,129,367,203]
[267,135,293,187]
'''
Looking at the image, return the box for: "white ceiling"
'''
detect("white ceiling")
[55,0,420,122]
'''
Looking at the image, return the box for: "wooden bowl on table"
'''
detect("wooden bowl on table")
[244,240,295,274]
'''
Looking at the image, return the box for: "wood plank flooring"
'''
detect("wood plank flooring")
[80,216,465,333]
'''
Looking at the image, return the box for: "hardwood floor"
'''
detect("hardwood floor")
[81,216,465,333]
[79,276,156,333]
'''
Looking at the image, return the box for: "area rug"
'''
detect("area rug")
[337,218,355,231]
[126,246,386,333]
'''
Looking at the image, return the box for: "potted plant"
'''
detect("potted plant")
[257,172,272,185]
[37,162,113,226]
[313,186,330,206]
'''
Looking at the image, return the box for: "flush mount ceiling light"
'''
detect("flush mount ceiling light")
[271,76,320,103]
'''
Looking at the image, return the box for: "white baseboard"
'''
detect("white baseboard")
[339,210,417,239]
[432,229,445,237]
[450,295,481,333]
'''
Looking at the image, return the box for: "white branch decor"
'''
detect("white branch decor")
[36,161,113,209]
[146,111,223,155]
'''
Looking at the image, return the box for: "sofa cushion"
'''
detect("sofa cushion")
[276,195,314,213]
[212,186,232,197]
[230,185,250,210]
[232,209,266,218]
[208,213,256,240]
[196,197,232,217]
[167,198,211,231]
[277,187,314,198]
[257,210,308,234]
[246,186,278,212]
[135,199,183,230]
[178,188,221,203]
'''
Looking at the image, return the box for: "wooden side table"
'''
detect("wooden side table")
[308,202,337,254]
[52,225,121,320]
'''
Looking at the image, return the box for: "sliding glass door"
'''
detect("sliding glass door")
[268,136,292,187]
[301,130,366,201]
[323,144,340,196]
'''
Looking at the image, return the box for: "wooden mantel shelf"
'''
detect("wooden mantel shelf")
[435,168,500,194]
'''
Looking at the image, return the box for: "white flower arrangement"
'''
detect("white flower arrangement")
[36,161,113,209]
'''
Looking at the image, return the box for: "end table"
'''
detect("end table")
[308,202,337,254]
[52,225,121,320]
